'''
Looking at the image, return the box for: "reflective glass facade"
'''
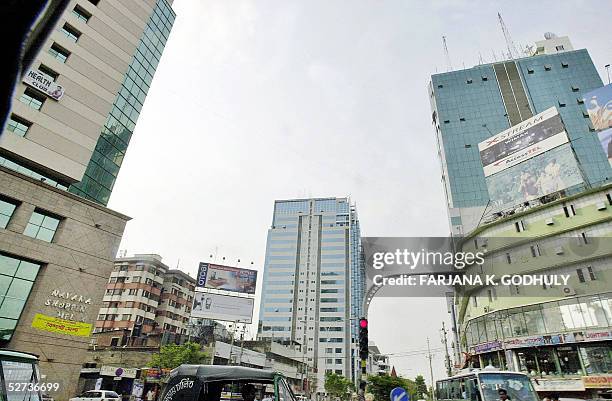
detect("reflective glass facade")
[0,254,42,342]
[69,0,175,205]
[431,49,612,232]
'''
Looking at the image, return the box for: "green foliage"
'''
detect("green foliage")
[324,372,354,399]
[414,375,428,400]
[151,342,209,369]
[367,375,417,401]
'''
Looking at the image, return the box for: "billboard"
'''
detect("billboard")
[597,128,612,167]
[583,84,612,131]
[23,68,65,100]
[196,263,257,294]
[191,292,254,323]
[486,143,583,208]
[479,107,569,176]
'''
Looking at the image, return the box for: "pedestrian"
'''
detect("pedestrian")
[497,388,511,401]
[146,389,155,401]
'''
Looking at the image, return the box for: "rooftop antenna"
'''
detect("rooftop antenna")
[491,49,498,62]
[498,12,520,59]
[442,36,453,72]
[478,51,484,65]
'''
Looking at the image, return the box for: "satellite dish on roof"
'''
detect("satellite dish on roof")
[544,32,558,40]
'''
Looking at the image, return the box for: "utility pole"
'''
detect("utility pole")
[229,321,237,365]
[239,324,245,366]
[426,338,435,401]
[441,322,452,377]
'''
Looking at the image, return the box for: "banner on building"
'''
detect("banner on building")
[31,313,92,337]
[583,84,612,131]
[191,292,254,323]
[100,366,138,378]
[479,107,569,177]
[22,69,65,100]
[582,375,612,389]
[485,143,583,208]
[597,128,612,167]
[196,263,257,294]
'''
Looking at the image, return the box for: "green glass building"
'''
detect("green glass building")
[69,0,175,205]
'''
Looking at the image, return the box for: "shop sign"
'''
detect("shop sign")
[532,378,585,392]
[100,365,138,379]
[503,330,611,349]
[582,375,612,389]
[504,334,563,349]
[31,313,92,337]
[473,341,502,353]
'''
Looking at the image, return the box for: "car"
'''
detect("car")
[69,390,121,401]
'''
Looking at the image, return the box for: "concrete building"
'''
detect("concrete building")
[0,1,175,399]
[95,254,195,341]
[257,197,365,393]
[429,34,611,235]
[456,185,612,398]
[367,342,390,376]
[1,0,175,205]
[0,167,129,400]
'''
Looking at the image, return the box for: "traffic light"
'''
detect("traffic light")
[359,318,368,360]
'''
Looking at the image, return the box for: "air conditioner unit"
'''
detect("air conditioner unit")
[562,286,576,296]
[597,202,606,211]
[545,218,554,226]
[555,246,564,255]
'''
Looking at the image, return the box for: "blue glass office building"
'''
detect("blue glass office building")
[430,47,612,235]
[258,198,365,388]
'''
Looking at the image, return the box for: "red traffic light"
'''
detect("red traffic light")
[359,318,368,329]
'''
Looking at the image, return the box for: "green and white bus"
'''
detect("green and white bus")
[0,350,49,401]
[435,368,540,401]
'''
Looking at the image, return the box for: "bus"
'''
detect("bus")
[0,350,46,401]
[435,368,540,401]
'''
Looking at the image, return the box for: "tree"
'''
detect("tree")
[414,375,428,400]
[367,375,416,401]
[324,372,354,400]
[151,342,209,369]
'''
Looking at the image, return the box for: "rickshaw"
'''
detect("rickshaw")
[160,365,296,401]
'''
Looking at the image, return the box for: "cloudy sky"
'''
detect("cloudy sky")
[108,0,612,381]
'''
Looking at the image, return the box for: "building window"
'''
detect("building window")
[19,89,45,110]
[556,45,565,51]
[38,64,59,81]
[88,0,100,5]
[0,254,41,341]
[576,269,585,283]
[48,43,70,63]
[505,253,512,264]
[23,210,61,242]
[72,5,92,22]
[61,23,81,42]
[530,244,541,257]
[580,345,612,374]
[6,115,31,137]
[563,204,576,217]
[587,266,597,281]
[514,220,525,232]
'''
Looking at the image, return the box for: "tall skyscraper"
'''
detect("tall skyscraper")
[429,36,612,235]
[0,1,174,398]
[1,0,175,205]
[258,198,365,391]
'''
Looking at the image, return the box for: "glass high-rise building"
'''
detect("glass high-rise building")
[429,37,612,235]
[258,197,365,391]
[0,0,175,206]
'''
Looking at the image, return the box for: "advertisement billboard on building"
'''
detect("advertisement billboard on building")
[597,128,612,167]
[196,262,257,294]
[583,84,612,131]
[22,68,65,100]
[479,107,569,177]
[191,292,254,323]
[486,143,583,208]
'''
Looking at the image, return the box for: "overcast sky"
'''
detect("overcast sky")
[108,0,612,382]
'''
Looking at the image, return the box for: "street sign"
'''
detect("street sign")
[390,387,409,401]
